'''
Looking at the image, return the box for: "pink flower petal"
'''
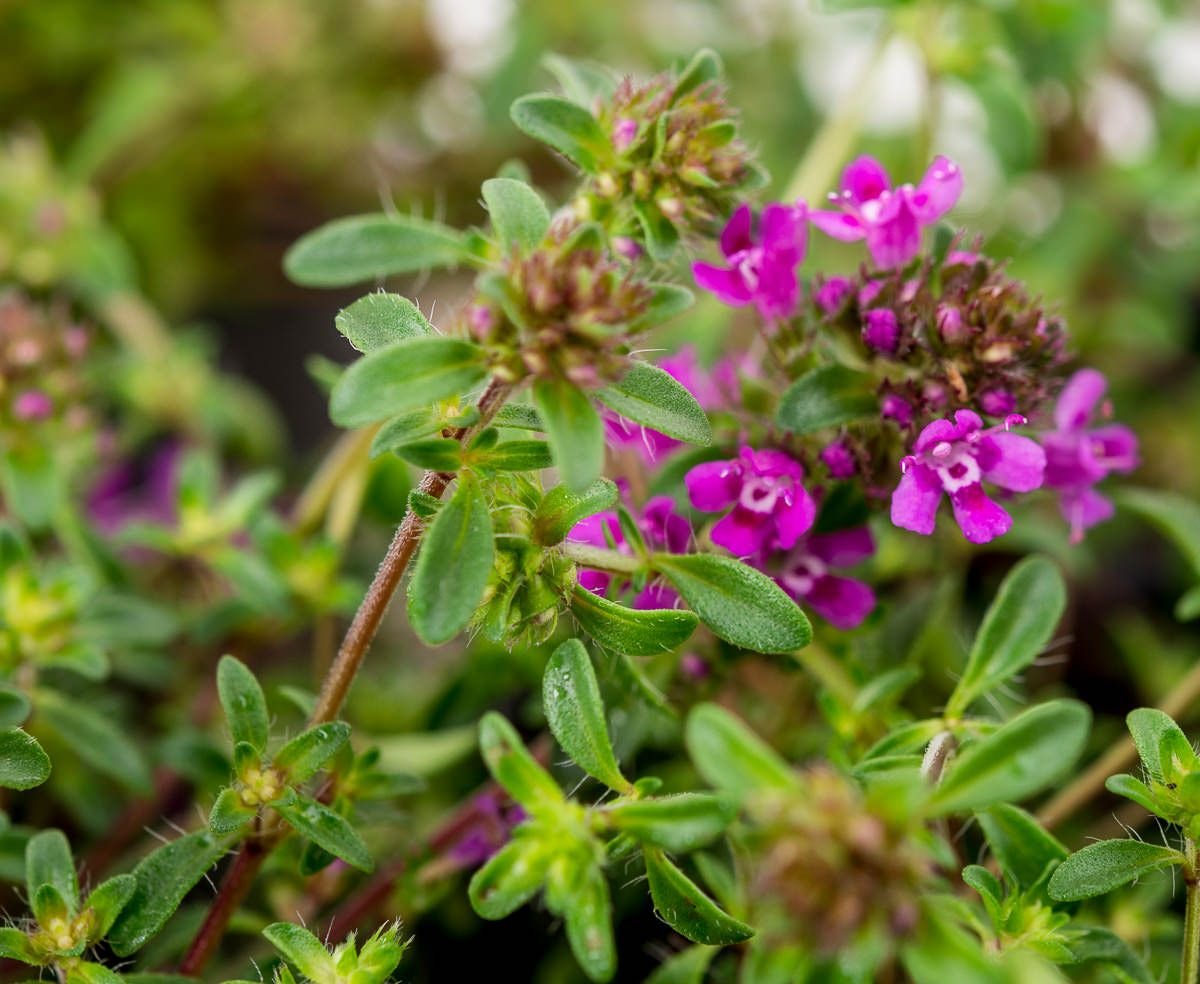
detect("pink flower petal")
[909,156,962,223]
[980,432,1046,493]
[864,203,921,269]
[807,527,875,567]
[1054,369,1107,432]
[711,509,768,557]
[760,203,806,258]
[577,569,613,595]
[720,204,754,257]
[773,488,817,550]
[692,262,753,307]
[949,484,1012,544]
[890,464,942,535]
[841,155,892,204]
[809,209,867,242]
[1090,424,1139,473]
[1059,487,1115,543]
[685,460,741,512]
[805,574,876,630]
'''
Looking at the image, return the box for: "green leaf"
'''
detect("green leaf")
[542,53,617,107]
[494,403,544,431]
[108,830,229,956]
[684,704,796,800]
[929,699,1091,815]
[644,946,719,984]
[65,963,124,984]
[0,926,36,964]
[1117,488,1200,618]
[606,794,735,853]
[597,362,712,446]
[482,178,550,252]
[473,440,554,472]
[369,409,440,458]
[533,479,618,546]
[1048,839,1184,901]
[961,865,1003,919]
[1066,926,1156,984]
[976,804,1067,889]
[633,201,680,261]
[643,848,754,946]
[673,49,723,99]
[26,829,77,912]
[946,556,1066,717]
[392,437,463,472]
[0,728,50,790]
[654,553,812,654]
[560,862,617,983]
[273,792,373,872]
[208,787,254,835]
[1126,707,1190,780]
[407,475,494,645]
[776,365,877,434]
[543,639,630,794]
[334,292,432,353]
[284,213,468,287]
[262,922,335,981]
[478,712,562,808]
[273,721,350,783]
[37,690,152,792]
[330,337,488,427]
[510,94,611,173]
[0,687,30,729]
[532,377,605,492]
[468,835,551,920]
[569,584,698,655]
[216,655,270,753]
[1105,774,1160,814]
[84,873,136,941]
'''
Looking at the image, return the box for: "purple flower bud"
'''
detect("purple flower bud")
[612,117,639,152]
[820,440,856,479]
[922,382,948,409]
[862,309,899,354]
[858,279,884,307]
[979,388,1016,416]
[467,304,495,340]
[679,653,710,680]
[12,390,53,421]
[881,393,913,427]
[613,236,642,260]
[935,304,967,343]
[814,276,852,314]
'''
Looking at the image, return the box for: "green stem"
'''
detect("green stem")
[792,642,858,707]
[1185,839,1200,984]
[561,542,644,575]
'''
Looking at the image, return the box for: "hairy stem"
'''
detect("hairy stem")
[1185,839,1200,984]
[1037,658,1200,831]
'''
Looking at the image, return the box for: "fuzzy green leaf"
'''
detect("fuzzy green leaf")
[559,862,617,983]
[478,712,562,808]
[216,655,270,753]
[493,403,544,431]
[976,804,1067,889]
[473,440,554,472]
[630,284,694,332]
[673,49,723,98]
[468,835,551,920]
[334,292,432,353]
[644,945,719,984]
[644,848,754,946]
[65,963,124,984]
[208,787,254,835]
[930,699,1091,815]
[946,556,1066,717]
[655,553,812,654]
[482,178,550,252]
[606,794,735,853]
[776,365,877,435]
[1048,839,1184,901]
[108,830,229,956]
[0,728,50,790]
[369,409,440,458]
[684,704,796,800]
[1104,774,1160,814]
[633,201,680,261]
[273,721,350,783]
[543,639,630,793]
[0,926,36,964]
[84,873,136,941]
[569,583,698,655]
[510,94,611,173]
[284,213,468,287]
[26,829,77,913]
[392,437,463,472]
[531,377,605,492]
[407,475,494,645]
[330,337,488,427]
[273,792,373,872]
[0,687,30,729]
[37,690,152,792]
[262,922,335,981]
[1126,707,1190,780]
[597,362,712,447]
[533,479,618,546]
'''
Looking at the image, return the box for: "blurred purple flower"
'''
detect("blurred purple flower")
[814,276,852,314]
[686,446,816,556]
[87,442,182,535]
[891,410,1045,544]
[811,155,962,269]
[693,202,808,322]
[767,527,876,630]
[862,308,900,354]
[1041,369,1138,543]
[448,792,528,868]
[820,440,857,479]
[12,389,53,421]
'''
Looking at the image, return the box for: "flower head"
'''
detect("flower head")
[891,410,1045,544]
[686,446,816,556]
[766,527,876,630]
[693,202,807,322]
[1041,369,1138,542]
[811,155,962,269]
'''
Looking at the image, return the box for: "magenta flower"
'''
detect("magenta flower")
[686,446,816,556]
[769,527,876,630]
[811,155,962,269]
[12,390,54,421]
[1041,369,1138,543]
[862,308,900,354]
[693,202,807,322]
[891,410,1045,545]
[605,346,719,461]
[568,495,691,609]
